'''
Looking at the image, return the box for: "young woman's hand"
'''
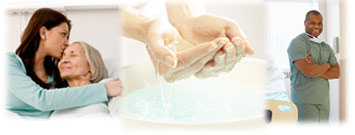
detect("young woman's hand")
[104,78,123,97]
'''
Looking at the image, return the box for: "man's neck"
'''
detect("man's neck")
[305,32,318,38]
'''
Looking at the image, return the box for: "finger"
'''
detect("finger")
[163,75,175,82]
[243,39,254,55]
[177,38,226,67]
[214,50,225,64]
[233,37,246,55]
[231,36,253,55]
[146,45,166,75]
[147,37,178,69]
[158,41,217,74]
[213,50,226,72]
[224,60,237,72]
[224,42,236,65]
[194,61,218,79]
[170,49,218,81]
[225,23,254,55]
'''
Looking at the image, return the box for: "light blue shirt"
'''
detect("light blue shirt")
[287,33,338,104]
[5,52,108,118]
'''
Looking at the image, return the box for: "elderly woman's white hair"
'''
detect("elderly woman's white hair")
[73,41,108,83]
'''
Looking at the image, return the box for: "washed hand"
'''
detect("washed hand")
[145,19,229,82]
[172,14,254,78]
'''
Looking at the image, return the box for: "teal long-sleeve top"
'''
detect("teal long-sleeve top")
[5,52,108,118]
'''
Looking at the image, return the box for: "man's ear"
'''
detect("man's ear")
[304,21,307,27]
[39,26,47,40]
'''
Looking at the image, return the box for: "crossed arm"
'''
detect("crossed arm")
[319,63,340,79]
[294,55,340,79]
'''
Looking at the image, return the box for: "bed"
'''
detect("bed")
[264,57,298,124]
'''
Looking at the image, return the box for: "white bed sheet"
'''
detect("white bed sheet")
[50,103,111,119]
[50,78,120,119]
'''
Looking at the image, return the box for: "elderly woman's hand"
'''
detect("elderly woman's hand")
[104,78,123,97]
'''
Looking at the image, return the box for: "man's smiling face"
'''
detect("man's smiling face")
[304,13,323,38]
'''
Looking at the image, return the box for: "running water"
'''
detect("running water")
[157,74,175,117]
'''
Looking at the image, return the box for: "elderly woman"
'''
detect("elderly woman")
[50,41,122,118]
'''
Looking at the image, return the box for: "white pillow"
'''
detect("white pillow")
[266,55,287,94]
[103,58,121,78]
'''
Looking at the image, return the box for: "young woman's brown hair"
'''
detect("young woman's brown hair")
[15,8,72,89]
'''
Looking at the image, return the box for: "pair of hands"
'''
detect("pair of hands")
[145,15,254,82]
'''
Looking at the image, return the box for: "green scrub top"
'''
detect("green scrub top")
[287,33,338,104]
[5,52,108,118]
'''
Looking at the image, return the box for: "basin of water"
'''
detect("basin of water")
[116,58,266,127]
[120,79,263,124]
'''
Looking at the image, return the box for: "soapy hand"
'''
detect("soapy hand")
[145,19,229,82]
[144,18,179,69]
[172,14,254,78]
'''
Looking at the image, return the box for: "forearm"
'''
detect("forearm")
[165,0,204,30]
[320,65,340,79]
[309,63,331,77]
[121,7,154,42]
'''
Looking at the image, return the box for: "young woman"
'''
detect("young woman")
[6,8,121,118]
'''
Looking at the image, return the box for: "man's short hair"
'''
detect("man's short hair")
[305,10,322,21]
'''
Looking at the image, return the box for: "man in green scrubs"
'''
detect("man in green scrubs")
[287,10,340,123]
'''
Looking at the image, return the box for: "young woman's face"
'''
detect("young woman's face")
[43,22,69,59]
[58,43,91,80]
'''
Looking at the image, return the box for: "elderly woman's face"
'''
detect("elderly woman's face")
[58,43,90,80]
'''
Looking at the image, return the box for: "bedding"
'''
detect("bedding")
[265,56,294,112]
[50,103,110,119]
[50,78,117,119]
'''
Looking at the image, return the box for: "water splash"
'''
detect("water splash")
[157,75,176,117]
